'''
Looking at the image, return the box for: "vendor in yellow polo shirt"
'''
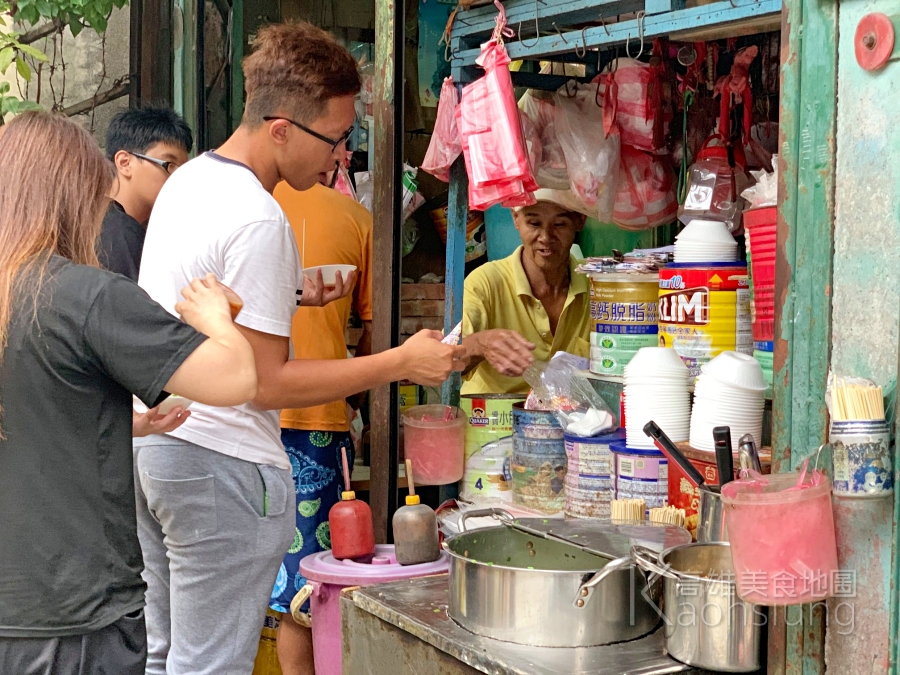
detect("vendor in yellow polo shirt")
[461,189,592,395]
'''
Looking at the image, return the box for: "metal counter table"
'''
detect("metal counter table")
[342,575,704,675]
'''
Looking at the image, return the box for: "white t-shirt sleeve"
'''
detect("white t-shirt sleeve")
[223,219,302,337]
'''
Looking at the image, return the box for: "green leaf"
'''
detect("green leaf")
[18,5,40,23]
[17,100,43,112]
[16,44,48,62]
[92,12,108,32]
[0,48,14,75]
[68,19,83,36]
[1,97,19,116]
[16,58,31,82]
[34,0,51,16]
[0,81,10,94]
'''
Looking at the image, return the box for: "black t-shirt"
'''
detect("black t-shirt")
[0,256,206,637]
[98,201,145,281]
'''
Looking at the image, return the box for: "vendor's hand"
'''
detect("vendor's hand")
[301,269,356,307]
[133,405,190,438]
[176,273,234,339]
[398,330,467,386]
[467,329,535,377]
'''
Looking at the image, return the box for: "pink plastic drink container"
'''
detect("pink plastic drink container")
[721,471,838,605]
[402,404,465,485]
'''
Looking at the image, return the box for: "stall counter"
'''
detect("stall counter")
[341,575,709,675]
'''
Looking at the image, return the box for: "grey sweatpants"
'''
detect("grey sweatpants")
[133,436,295,675]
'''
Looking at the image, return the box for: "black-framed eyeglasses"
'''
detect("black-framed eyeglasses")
[130,152,180,175]
[263,116,354,153]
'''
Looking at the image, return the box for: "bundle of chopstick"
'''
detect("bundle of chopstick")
[649,505,686,527]
[832,378,885,421]
[611,498,645,522]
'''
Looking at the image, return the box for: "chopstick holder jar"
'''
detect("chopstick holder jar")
[830,419,892,498]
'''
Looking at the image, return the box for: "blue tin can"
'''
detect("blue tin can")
[830,420,893,498]
[511,403,566,514]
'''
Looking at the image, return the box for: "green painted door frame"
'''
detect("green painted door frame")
[774,0,837,670]
[777,0,900,672]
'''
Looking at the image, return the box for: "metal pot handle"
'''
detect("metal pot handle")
[572,554,634,609]
[459,507,514,532]
[631,544,675,579]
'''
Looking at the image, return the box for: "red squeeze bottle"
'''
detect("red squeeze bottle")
[328,446,375,561]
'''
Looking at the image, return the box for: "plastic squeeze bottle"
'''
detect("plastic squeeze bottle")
[328,446,375,561]
[392,460,441,565]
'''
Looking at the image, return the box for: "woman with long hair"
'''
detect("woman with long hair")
[0,112,257,674]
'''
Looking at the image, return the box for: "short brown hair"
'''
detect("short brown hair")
[242,22,361,127]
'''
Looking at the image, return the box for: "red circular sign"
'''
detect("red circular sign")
[855,13,895,71]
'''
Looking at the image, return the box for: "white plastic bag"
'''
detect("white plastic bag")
[518,89,569,189]
[740,155,779,208]
[524,353,615,436]
[553,83,621,223]
[355,171,373,212]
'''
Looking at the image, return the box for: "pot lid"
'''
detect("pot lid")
[508,518,691,560]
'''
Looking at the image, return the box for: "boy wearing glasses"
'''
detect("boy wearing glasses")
[136,22,465,675]
[99,107,193,281]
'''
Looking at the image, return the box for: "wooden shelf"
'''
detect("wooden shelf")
[450,0,782,80]
[350,464,408,493]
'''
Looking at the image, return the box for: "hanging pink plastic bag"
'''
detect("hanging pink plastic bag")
[458,37,537,210]
[519,109,542,181]
[613,145,677,230]
[595,58,666,153]
[458,40,537,189]
[422,77,462,182]
[553,82,620,223]
[332,164,357,201]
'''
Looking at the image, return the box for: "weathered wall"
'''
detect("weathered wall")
[2,8,130,144]
[826,0,900,671]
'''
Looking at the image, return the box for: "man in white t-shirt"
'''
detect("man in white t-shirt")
[136,22,465,675]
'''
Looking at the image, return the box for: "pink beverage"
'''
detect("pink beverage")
[722,472,839,605]
[402,404,464,485]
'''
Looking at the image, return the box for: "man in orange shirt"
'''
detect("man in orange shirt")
[268,179,372,675]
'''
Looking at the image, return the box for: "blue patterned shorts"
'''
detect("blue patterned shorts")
[269,429,354,615]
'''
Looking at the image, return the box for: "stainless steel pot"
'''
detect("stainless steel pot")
[634,542,762,672]
[444,509,689,648]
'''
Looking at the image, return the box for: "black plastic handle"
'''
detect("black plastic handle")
[713,426,734,486]
[643,421,705,488]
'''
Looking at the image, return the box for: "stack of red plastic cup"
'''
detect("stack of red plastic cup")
[744,207,777,342]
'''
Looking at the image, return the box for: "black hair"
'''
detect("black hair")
[104,106,193,160]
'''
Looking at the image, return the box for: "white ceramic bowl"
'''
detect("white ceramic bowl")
[303,264,357,287]
[676,219,737,244]
[690,421,761,452]
[693,382,766,403]
[625,348,690,377]
[157,395,194,415]
[133,395,194,415]
[625,394,691,403]
[674,252,740,263]
[623,381,691,393]
[701,351,768,391]
[674,243,739,253]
